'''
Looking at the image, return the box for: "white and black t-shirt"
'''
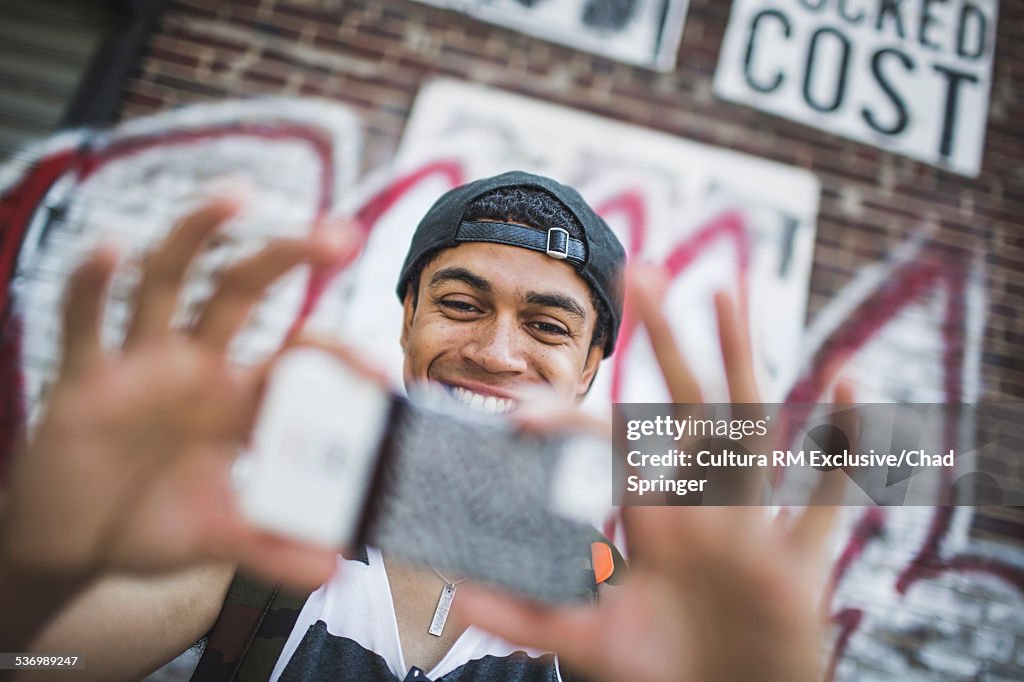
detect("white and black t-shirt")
[270,548,562,682]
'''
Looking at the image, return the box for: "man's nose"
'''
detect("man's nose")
[464,315,529,374]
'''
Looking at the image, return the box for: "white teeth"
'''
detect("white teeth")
[446,386,516,414]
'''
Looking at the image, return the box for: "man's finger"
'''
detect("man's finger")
[628,266,703,403]
[60,247,118,377]
[788,473,844,561]
[204,485,339,591]
[831,379,857,412]
[620,506,704,569]
[512,400,613,440]
[788,380,856,556]
[714,290,760,403]
[281,333,392,389]
[124,196,242,346]
[191,231,357,352]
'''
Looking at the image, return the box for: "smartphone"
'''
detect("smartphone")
[236,347,612,602]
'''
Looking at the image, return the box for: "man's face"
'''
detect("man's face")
[401,242,604,411]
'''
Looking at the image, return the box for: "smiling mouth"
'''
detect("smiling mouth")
[444,385,518,414]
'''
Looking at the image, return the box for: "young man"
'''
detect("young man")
[259,172,626,681]
[0,172,834,682]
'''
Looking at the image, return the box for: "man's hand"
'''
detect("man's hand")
[2,196,354,588]
[456,501,834,682]
[454,265,846,682]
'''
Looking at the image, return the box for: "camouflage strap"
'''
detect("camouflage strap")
[190,572,312,682]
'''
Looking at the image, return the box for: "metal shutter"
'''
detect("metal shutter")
[0,0,114,172]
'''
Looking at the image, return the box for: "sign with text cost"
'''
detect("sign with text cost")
[714,0,997,177]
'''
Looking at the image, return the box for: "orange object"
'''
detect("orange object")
[591,542,615,584]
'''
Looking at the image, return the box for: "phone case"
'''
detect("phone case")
[237,347,612,603]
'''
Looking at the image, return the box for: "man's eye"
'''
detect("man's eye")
[440,300,480,314]
[532,321,570,337]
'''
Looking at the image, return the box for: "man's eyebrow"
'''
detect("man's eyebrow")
[525,292,587,321]
[429,267,492,293]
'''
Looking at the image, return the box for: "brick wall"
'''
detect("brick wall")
[111,1,1023,679]
[119,0,1023,400]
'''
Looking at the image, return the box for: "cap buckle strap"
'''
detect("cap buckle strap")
[545,227,570,260]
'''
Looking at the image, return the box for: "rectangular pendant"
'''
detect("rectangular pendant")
[428,583,457,637]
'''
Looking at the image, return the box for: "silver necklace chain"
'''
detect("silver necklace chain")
[430,566,469,586]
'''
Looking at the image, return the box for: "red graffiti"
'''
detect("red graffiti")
[585,180,1019,675]
[781,248,1021,677]
[607,207,751,402]
[822,508,886,682]
[0,122,342,471]
[826,608,864,682]
[290,160,465,336]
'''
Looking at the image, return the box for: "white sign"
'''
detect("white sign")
[412,0,689,71]
[8,100,361,418]
[339,79,820,409]
[714,0,998,177]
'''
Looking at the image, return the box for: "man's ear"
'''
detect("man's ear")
[400,289,416,352]
[576,345,604,400]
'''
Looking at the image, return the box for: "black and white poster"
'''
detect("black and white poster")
[714,0,997,177]
[413,0,690,71]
